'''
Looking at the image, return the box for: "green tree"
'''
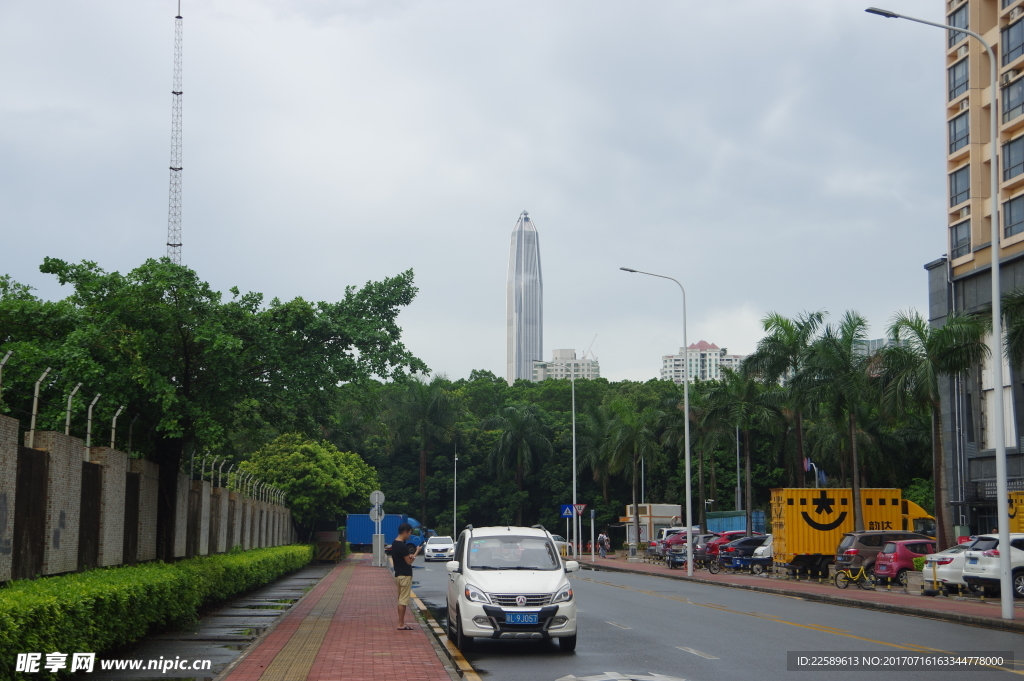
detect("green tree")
[578,404,615,502]
[607,400,663,549]
[384,375,462,526]
[746,310,825,487]
[881,309,988,548]
[482,403,553,525]
[705,367,778,536]
[240,434,378,540]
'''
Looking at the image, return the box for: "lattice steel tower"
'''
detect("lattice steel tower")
[165,2,183,264]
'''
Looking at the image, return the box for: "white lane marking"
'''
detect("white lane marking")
[605,621,633,629]
[676,646,719,659]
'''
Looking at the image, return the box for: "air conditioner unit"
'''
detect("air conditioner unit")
[957,45,969,60]
[960,206,971,219]
[1003,70,1019,85]
[959,98,970,111]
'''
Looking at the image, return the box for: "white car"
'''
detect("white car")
[752,534,773,558]
[550,534,575,556]
[922,543,973,591]
[424,536,456,562]
[962,533,1024,597]
[446,526,579,652]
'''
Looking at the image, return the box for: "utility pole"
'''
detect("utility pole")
[166,1,183,263]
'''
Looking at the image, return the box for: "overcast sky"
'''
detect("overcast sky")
[1,1,948,382]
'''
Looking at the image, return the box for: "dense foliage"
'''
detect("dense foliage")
[0,545,312,679]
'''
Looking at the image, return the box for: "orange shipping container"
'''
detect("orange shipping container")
[771,488,912,574]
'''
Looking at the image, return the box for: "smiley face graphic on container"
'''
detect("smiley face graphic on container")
[800,490,848,531]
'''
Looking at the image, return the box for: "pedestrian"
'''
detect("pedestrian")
[597,530,608,559]
[391,522,419,630]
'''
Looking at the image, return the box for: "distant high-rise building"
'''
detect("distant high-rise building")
[660,340,746,383]
[532,349,600,382]
[506,211,543,385]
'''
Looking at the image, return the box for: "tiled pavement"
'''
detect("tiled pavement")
[221,554,451,681]
[582,555,1024,631]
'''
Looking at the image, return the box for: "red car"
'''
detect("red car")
[873,538,936,586]
[705,530,764,557]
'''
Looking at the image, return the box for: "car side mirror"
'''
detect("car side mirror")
[446,560,461,573]
[564,560,580,573]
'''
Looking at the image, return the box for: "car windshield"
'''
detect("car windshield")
[969,537,998,552]
[550,535,566,543]
[881,542,897,554]
[427,536,452,545]
[941,545,969,554]
[837,535,855,551]
[468,536,560,570]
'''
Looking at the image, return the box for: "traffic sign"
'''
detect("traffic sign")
[369,504,384,522]
[369,490,385,505]
[574,503,587,516]
[559,504,574,518]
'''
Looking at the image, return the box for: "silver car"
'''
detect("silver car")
[424,535,456,562]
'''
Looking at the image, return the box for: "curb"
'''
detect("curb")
[581,561,1024,635]
[413,594,482,681]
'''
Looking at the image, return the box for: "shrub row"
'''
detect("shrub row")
[0,544,313,679]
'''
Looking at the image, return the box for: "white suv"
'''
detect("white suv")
[446,526,579,652]
[962,533,1024,597]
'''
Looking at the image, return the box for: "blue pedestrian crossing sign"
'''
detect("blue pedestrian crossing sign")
[559,504,575,518]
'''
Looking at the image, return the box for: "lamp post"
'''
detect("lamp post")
[620,267,693,576]
[535,358,579,556]
[453,441,458,539]
[866,6,1013,621]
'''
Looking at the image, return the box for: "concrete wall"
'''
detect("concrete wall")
[0,415,18,581]
[211,487,228,554]
[192,481,211,556]
[241,498,251,550]
[88,447,127,567]
[130,459,159,561]
[34,432,82,575]
[228,492,240,550]
[173,472,188,558]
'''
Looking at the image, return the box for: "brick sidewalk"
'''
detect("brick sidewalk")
[221,554,450,681]
[582,555,1024,632]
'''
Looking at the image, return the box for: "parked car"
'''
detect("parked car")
[872,539,936,586]
[446,526,579,652]
[550,534,575,556]
[718,535,769,567]
[922,543,973,592]
[834,530,931,575]
[752,534,773,558]
[705,530,763,557]
[962,533,1024,597]
[424,535,456,562]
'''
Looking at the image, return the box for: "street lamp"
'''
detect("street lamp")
[866,6,1013,621]
[453,441,458,539]
[535,358,579,557]
[620,267,693,577]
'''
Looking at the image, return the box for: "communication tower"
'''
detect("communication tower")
[166,2,183,263]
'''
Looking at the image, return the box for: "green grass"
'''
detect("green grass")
[0,544,313,679]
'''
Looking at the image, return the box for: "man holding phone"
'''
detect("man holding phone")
[391,523,419,630]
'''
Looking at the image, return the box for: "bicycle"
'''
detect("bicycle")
[833,565,875,590]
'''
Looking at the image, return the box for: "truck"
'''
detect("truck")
[344,513,426,549]
[770,487,934,575]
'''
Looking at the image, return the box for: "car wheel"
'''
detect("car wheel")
[560,634,577,653]
[751,564,764,575]
[896,569,908,587]
[455,608,474,652]
[1013,571,1024,599]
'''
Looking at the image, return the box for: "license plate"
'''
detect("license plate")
[505,612,538,625]
[968,558,978,565]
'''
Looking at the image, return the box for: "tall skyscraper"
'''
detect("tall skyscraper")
[506,211,543,385]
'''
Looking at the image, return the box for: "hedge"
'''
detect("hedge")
[0,544,313,679]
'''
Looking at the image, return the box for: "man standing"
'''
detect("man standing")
[597,530,609,559]
[391,523,419,630]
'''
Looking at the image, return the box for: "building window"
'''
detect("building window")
[1005,20,1024,65]
[1005,194,1024,237]
[949,111,969,153]
[1006,77,1024,123]
[949,4,968,48]
[950,165,970,207]
[951,219,971,258]
[1006,136,1024,180]
[949,58,969,100]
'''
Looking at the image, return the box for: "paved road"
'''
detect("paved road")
[412,557,1023,681]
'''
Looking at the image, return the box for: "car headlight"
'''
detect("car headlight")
[551,584,573,604]
[464,584,491,604]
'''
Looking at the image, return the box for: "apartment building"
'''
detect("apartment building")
[532,349,600,381]
[927,0,1024,534]
[660,340,746,383]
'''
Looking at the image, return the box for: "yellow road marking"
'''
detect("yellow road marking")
[676,646,719,659]
[413,591,482,681]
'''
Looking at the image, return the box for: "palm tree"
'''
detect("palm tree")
[881,309,988,549]
[482,403,553,525]
[746,310,824,487]
[385,375,461,525]
[805,311,872,531]
[705,366,778,536]
[661,384,725,531]
[607,400,663,551]
[578,404,615,502]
